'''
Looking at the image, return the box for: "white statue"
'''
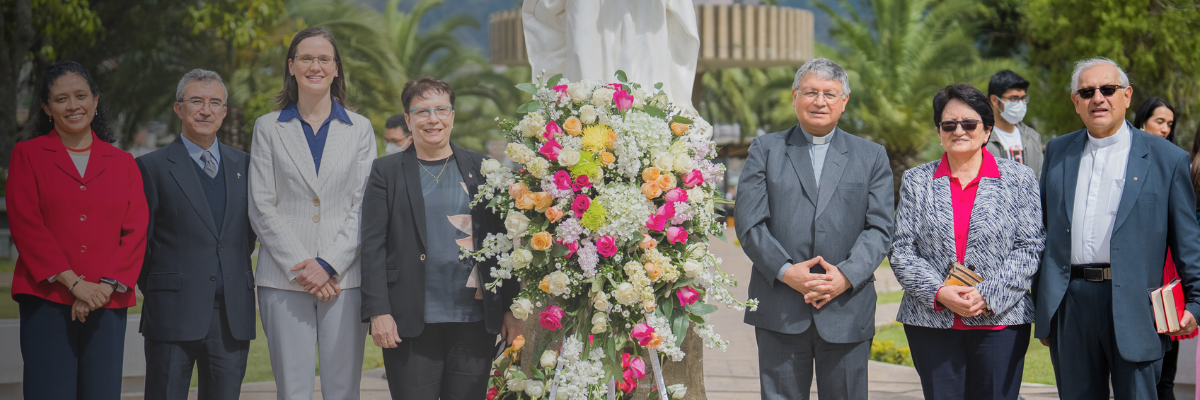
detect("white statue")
[521,0,700,112]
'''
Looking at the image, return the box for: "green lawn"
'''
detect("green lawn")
[0,259,13,273]
[877,290,904,304]
[873,323,1056,385]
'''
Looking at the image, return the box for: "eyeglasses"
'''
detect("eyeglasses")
[294,55,335,67]
[409,106,453,120]
[939,119,982,133]
[998,95,1029,103]
[1076,85,1124,99]
[180,97,225,110]
[799,90,844,102]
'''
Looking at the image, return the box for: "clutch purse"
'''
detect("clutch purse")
[943,261,985,287]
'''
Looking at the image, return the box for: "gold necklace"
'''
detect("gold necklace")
[420,157,452,184]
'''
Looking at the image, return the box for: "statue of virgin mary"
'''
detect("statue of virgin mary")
[521,0,701,112]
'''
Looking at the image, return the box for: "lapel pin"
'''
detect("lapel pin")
[237,173,242,179]
[469,173,473,178]
[1134,177,1137,181]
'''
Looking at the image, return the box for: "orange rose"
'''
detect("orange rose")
[564,117,583,136]
[641,167,661,183]
[532,192,554,212]
[656,174,676,190]
[509,182,531,200]
[641,181,663,199]
[599,151,616,166]
[606,130,618,150]
[644,262,662,281]
[512,335,526,351]
[531,231,553,251]
[539,275,551,293]
[638,234,657,250]
[642,299,658,313]
[516,192,537,210]
[545,206,564,223]
[646,332,663,349]
[670,122,690,136]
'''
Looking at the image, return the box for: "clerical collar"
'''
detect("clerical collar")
[1086,121,1130,148]
[803,127,835,145]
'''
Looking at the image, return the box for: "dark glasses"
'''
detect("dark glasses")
[939,119,981,133]
[1076,85,1124,99]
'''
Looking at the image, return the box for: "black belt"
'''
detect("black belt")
[1070,263,1112,281]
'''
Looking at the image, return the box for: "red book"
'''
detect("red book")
[1152,279,1185,334]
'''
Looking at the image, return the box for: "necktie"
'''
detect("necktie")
[201,150,218,178]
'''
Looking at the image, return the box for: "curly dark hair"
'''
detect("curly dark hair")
[30,60,116,143]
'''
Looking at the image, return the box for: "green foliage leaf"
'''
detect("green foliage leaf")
[654,82,664,90]
[516,82,539,95]
[550,243,570,258]
[615,70,628,83]
[643,105,667,118]
[671,115,693,125]
[516,100,541,114]
[687,303,718,316]
[672,314,690,347]
[531,250,548,268]
[547,73,564,88]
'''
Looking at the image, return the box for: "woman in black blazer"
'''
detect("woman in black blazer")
[890,84,1046,400]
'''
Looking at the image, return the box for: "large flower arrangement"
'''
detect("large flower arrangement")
[467,72,757,400]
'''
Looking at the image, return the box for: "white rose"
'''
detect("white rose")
[579,105,598,124]
[480,159,501,176]
[591,312,608,333]
[613,282,641,305]
[525,380,545,398]
[651,93,669,108]
[653,153,675,171]
[539,350,558,368]
[686,187,707,203]
[593,292,612,312]
[668,384,688,399]
[682,260,704,278]
[511,298,534,320]
[558,149,581,167]
[510,248,534,269]
[674,153,693,173]
[591,87,615,109]
[505,212,531,239]
[508,378,527,392]
[632,88,646,108]
[547,271,571,296]
[567,82,590,102]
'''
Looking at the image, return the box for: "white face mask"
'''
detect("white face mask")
[385,141,405,155]
[999,99,1027,125]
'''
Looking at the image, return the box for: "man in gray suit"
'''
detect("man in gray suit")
[1035,57,1200,398]
[137,69,257,399]
[736,58,894,399]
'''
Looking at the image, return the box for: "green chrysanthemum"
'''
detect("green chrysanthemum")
[570,151,601,181]
[581,202,608,231]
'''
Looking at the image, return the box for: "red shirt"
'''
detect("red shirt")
[7,131,148,308]
[932,150,1004,330]
[1162,249,1199,340]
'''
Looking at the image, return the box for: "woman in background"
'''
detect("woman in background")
[8,60,148,399]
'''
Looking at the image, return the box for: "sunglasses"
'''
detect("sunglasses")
[1076,85,1124,99]
[939,119,982,133]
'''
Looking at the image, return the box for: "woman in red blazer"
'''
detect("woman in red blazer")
[8,61,148,400]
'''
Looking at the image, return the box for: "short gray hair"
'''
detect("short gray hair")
[176,69,228,102]
[792,58,851,95]
[1069,57,1130,93]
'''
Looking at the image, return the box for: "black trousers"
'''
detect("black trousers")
[1049,278,1162,399]
[18,294,128,400]
[144,305,250,400]
[905,324,1030,400]
[382,321,495,400]
[1158,339,1180,400]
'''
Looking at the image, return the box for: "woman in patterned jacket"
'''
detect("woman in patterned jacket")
[890,84,1046,400]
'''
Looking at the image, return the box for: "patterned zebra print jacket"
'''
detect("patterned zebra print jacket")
[891,155,1046,328]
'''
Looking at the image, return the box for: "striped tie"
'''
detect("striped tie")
[201,150,218,178]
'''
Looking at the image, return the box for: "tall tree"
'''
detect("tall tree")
[818,0,1014,185]
[697,67,796,142]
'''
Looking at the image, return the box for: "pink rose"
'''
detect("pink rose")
[665,187,689,203]
[539,305,565,331]
[631,323,656,346]
[666,226,688,244]
[596,236,618,258]
[571,195,591,216]
[539,141,563,161]
[657,202,676,220]
[544,121,562,141]
[683,169,705,189]
[557,239,579,258]
[622,353,647,380]
[677,286,699,306]
[552,84,568,99]
[646,213,667,232]
[572,174,593,191]
[553,170,573,191]
[613,89,634,112]
[617,376,637,394]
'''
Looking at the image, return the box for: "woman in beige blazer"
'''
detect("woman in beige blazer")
[248,27,376,399]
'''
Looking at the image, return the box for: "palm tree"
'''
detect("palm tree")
[817,0,1015,182]
[698,67,796,142]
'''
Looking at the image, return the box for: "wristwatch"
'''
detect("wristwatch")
[99,277,120,290]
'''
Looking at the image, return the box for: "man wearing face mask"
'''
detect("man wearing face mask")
[985,70,1044,181]
[384,113,412,156]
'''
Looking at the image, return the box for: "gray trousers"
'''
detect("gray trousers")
[258,287,369,400]
[1049,278,1162,399]
[755,326,870,400]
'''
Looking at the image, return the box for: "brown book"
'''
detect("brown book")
[943,262,985,287]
